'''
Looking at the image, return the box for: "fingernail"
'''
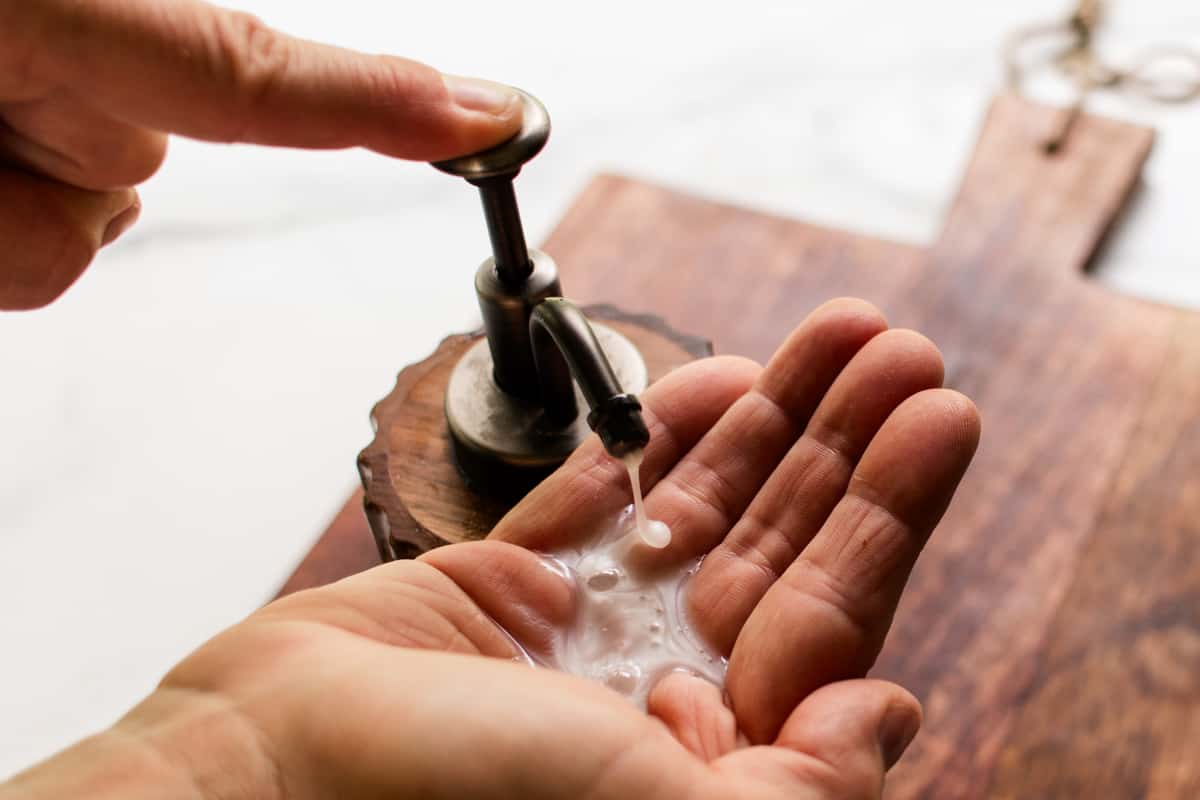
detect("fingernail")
[878,704,921,768]
[102,200,141,247]
[443,75,521,117]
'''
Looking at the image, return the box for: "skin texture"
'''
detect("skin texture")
[2,300,981,799]
[0,2,982,796]
[0,0,524,309]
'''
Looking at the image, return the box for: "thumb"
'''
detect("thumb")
[713,680,921,800]
[18,0,523,161]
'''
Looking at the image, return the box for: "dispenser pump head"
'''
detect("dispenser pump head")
[433,90,551,286]
[430,89,653,498]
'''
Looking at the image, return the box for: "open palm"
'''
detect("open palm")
[157,298,979,800]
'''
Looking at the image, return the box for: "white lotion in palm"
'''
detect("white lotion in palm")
[524,449,725,706]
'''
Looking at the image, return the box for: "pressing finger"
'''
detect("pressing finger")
[0,164,138,310]
[687,328,944,654]
[15,0,523,161]
[727,389,980,743]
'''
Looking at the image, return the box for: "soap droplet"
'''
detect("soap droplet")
[603,664,641,694]
[638,519,671,549]
[586,569,621,591]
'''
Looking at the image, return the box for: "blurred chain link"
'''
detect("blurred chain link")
[1004,0,1200,151]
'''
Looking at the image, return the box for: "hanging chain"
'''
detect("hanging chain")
[1004,0,1200,152]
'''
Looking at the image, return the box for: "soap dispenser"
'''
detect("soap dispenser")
[357,90,710,561]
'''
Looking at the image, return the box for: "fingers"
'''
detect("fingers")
[0,164,138,309]
[643,298,888,568]
[687,328,944,653]
[713,680,920,800]
[726,389,980,743]
[22,0,523,161]
[646,672,740,762]
[776,680,921,774]
[640,298,888,568]
[265,541,568,660]
[490,355,761,550]
[0,89,168,190]
[420,541,575,660]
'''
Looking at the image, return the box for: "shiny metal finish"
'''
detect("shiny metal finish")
[432,90,551,180]
[430,88,653,493]
[531,298,622,416]
[473,176,532,286]
[475,249,563,402]
[445,323,648,495]
[433,89,551,286]
[530,299,651,457]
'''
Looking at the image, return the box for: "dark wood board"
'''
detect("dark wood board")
[277,94,1200,798]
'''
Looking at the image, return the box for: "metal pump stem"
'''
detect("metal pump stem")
[434,90,560,399]
[470,175,533,286]
[432,88,651,495]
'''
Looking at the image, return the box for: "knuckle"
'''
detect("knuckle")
[788,555,878,642]
[359,55,424,107]
[211,11,290,140]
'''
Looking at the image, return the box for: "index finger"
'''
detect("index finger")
[13,0,523,160]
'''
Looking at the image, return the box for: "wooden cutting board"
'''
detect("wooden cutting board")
[277,94,1200,798]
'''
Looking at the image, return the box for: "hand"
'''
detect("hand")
[0,0,523,310]
[1,300,980,799]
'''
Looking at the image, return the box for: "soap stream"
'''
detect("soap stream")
[621,449,672,549]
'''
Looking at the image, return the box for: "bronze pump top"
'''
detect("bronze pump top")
[429,89,650,497]
[433,89,549,286]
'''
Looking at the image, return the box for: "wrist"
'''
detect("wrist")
[1,687,281,800]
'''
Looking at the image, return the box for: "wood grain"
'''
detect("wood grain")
[873,93,1164,798]
[275,93,1200,798]
[357,307,711,558]
[988,308,1200,798]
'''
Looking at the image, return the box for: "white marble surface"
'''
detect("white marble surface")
[2,0,1198,775]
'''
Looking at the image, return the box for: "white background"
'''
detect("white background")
[2,0,1198,775]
